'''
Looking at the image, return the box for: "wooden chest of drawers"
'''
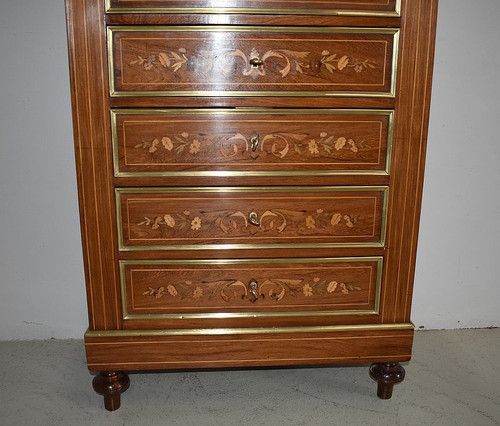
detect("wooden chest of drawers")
[65,0,438,410]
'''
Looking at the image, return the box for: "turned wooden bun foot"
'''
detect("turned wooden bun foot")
[369,362,405,399]
[92,371,130,411]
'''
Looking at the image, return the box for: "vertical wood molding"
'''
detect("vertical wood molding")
[382,0,439,323]
[65,0,121,330]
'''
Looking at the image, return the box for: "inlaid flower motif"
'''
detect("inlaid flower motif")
[344,215,354,228]
[339,282,350,294]
[149,139,160,153]
[308,140,319,154]
[189,139,201,154]
[162,137,173,151]
[303,284,313,297]
[137,130,365,160]
[151,217,162,230]
[143,276,362,303]
[167,285,178,296]
[331,213,342,226]
[335,137,347,151]
[191,216,202,230]
[193,286,203,299]
[305,215,316,229]
[164,214,175,228]
[155,286,165,298]
[131,47,376,79]
[327,281,339,293]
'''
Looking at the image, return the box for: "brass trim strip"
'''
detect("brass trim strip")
[85,322,415,338]
[115,186,389,251]
[119,257,383,320]
[107,26,400,98]
[105,0,402,17]
[111,108,394,178]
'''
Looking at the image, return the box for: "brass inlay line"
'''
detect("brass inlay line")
[116,185,389,193]
[85,322,414,338]
[107,26,400,98]
[105,0,402,17]
[111,108,394,178]
[115,186,389,251]
[119,257,383,320]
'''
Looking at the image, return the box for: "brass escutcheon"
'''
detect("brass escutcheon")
[249,57,264,68]
[250,135,260,152]
[248,211,260,226]
[249,279,259,303]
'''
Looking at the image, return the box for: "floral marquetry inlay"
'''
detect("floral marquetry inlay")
[142,276,362,305]
[119,188,384,247]
[129,47,377,80]
[137,208,359,235]
[134,130,369,162]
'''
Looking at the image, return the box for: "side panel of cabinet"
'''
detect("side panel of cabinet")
[65,0,121,330]
[381,0,438,323]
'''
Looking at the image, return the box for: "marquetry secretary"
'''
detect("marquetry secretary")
[65,0,438,410]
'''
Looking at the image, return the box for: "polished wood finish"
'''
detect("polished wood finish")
[65,0,438,409]
[110,27,397,96]
[85,329,413,371]
[369,362,406,399]
[107,0,399,14]
[92,371,130,411]
[113,109,392,175]
[117,187,386,248]
[122,258,380,317]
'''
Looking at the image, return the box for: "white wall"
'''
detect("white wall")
[0,1,87,339]
[0,0,499,340]
[412,0,500,329]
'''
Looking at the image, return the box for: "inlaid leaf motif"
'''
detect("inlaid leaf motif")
[134,130,364,161]
[129,46,376,79]
[137,207,361,236]
[142,275,362,304]
[338,55,349,70]
[158,52,170,68]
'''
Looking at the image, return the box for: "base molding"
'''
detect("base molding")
[85,325,413,371]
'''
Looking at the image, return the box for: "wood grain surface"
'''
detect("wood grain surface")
[113,109,392,175]
[110,27,397,96]
[65,0,438,405]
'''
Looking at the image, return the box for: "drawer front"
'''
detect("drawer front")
[120,257,382,319]
[106,0,400,16]
[109,27,398,97]
[116,187,387,250]
[112,109,393,177]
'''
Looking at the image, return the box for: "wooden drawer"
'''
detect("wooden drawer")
[116,187,388,250]
[106,0,401,17]
[120,257,382,320]
[108,26,399,97]
[112,109,393,177]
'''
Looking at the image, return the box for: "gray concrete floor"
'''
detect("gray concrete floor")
[1,329,499,425]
